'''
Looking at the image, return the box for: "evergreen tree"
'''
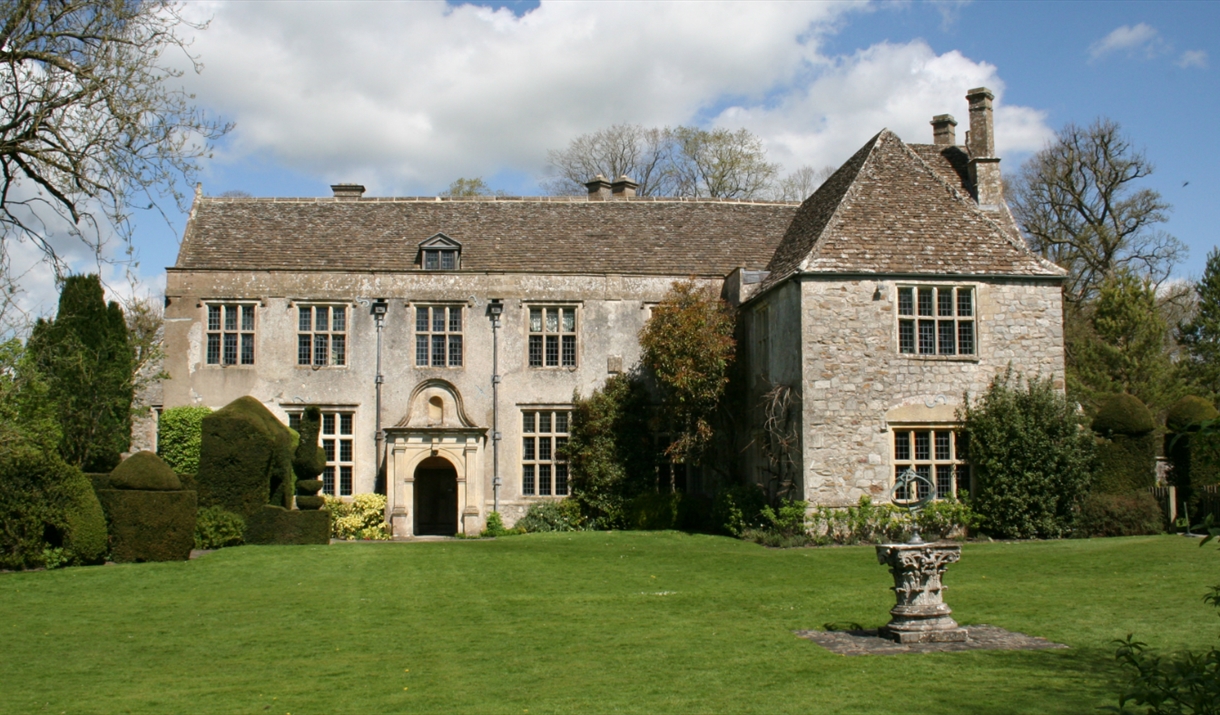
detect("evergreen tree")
[1178,248,1220,400]
[1070,270,1180,415]
[27,275,134,472]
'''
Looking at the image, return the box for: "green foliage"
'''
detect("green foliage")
[1113,635,1220,715]
[0,448,106,569]
[109,451,182,491]
[566,374,654,525]
[1095,433,1158,494]
[1078,492,1164,538]
[325,494,389,540]
[1094,393,1156,436]
[1179,248,1220,400]
[962,368,1096,539]
[760,499,808,538]
[741,496,977,548]
[0,338,60,456]
[1168,397,1220,435]
[196,396,294,517]
[292,407,326,484]
[26,275,134,472]
[917,499,981,540]
[440,177,503,197]
[516,500,586,533]
[711,483,767,537]
[244,505,330,545]
[96,489,196,562]
[194,506,245,550]
[157,405,212,475]
[810,496,909,545]
[479,511,523,537]
[639,280,736,462]
[1071,271,1180,416]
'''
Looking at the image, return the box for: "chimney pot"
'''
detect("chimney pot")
[930,114,957,146]
[964,87,1001,208]
[610,175,638,199]
[331,183,365,200]
[585,174,612,200]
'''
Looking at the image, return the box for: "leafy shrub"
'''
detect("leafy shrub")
[1077,492,1164,537]
[811,496,910,545]
[761,499,808,537]
[157,405,212,475]
[0,449,107,569]
[479,511,523,537]
[962,369,1096,539]
[245,505,329,545]
[326,493,389,540]
[196,396,294,518]
[97,489,197,562]
[712,483,767,536]
[1093,393,1156,436]
[566,374,654,527]
[916,498,980,540]
[1113,634,1220,715]
[194,506,245,549]
[516,499,585,533]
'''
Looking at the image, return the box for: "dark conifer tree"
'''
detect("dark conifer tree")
[1179,248,1220,400]
[27,275,134,471]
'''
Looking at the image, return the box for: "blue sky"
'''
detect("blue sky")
[17,0,1218,314]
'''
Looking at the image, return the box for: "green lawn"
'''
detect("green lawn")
[1,533,1216,714]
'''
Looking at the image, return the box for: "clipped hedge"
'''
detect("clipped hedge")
[0,449,106,570]
[1077,492,1164,537]
[196,396,294,518]
[110,451,182,491]
[194,506,245,550]
[1092,393,1156,436]
[97,490,197,562]
[245,505,330,545]
[157,405,212,475]
[1164,396,1220,511]
[1091,394,1157,494]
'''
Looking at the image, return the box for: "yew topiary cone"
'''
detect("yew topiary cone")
[293,406,327,510]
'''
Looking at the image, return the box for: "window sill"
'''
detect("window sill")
[898,354,980,363]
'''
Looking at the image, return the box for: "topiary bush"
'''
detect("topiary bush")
[962,369,1096,540]
[516,499,586,533]
[1077,492,1164,537]
[157,405,212,475]
[292,406,327,510]
[194,506,245,550]
[196,396,294,518]
[1092,393,1157,494]
[1165,396,1220,517]
[0,449,106,570]
[95,451,196,563]
[244,505,330,545]
[326,494,389,540]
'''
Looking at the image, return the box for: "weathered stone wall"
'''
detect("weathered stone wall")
[795,276,1064,506]
[742,280,804,496]
[162,269,714,529]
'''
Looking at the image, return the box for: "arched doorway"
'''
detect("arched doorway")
[414,456,458,536]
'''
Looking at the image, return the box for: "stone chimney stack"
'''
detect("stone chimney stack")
[610,175,638,199]
[585,174,612,200]
[965,87,1002,209]
[331,184,365,200]
[931,114,957,146]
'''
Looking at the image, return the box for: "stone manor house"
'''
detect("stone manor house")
[160,88,1065,537]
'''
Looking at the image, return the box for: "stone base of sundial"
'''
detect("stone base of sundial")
[876,542,968,644]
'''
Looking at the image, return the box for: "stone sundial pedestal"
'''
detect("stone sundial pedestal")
[875,542,968,644]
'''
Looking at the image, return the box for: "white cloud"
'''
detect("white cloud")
[1089,23,1164,62]
[1177,50,1208,69]
[168,1,1050,197]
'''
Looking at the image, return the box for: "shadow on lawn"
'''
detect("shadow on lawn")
[930,645,1123,715]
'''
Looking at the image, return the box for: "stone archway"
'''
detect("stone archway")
[414,456,458,536]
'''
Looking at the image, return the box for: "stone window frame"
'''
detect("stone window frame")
[520,406,571,497]
[296,303,348,369]
[413,304,464,369]
[891,424,971,500]
[526,304,579,369]
[895,284,977,358]
[288,409,355,497]
[204,302,256,366]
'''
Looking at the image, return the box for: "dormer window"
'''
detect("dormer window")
[418,233,461,271]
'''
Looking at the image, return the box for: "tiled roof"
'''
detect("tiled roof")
[759,130,1063,291]
[175,196,799,276]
